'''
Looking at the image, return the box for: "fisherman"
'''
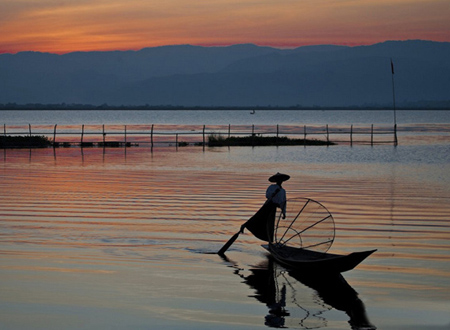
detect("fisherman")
[266,172,289,219]
[219,172,290,254]
[240,172,290,239]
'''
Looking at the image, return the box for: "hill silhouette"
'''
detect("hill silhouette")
[1,40,449,107]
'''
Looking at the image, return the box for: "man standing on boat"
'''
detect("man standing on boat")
[266,172,289,219]
[240,173,290,242]
[218,173,290,254]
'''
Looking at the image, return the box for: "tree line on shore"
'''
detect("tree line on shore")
[1,101,450,110]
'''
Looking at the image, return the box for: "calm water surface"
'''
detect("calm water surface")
[2,109,450,125]
[1,110,449,329]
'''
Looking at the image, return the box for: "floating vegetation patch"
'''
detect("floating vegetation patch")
[0,135,52,148]
[0,136,138,149]
[208,134,335,147]
[98,141,132,148]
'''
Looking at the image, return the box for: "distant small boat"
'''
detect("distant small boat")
[250,110,256,114]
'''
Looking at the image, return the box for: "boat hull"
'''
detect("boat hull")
[263,244,376,273]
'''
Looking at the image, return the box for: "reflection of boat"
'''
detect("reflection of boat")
[242,197,376,273]
[230,256,376,329]
[288,268,376,330]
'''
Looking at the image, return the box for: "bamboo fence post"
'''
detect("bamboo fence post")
[176,133,178,149]
[326,124,329,144]
[350,124,353,146]
[228,124,231,139]
[202,125,206,149]
[151,124,154,148]
[371,124,374,146]
[102,124,106,145]
[276,124,279,146]
[304,125,307,145]
[28,124,31,137]
[53,124,57,146]
[251,124,255,147]
[81,124,84,144]
[4,124,6,136]
[394,124,398,146]
[124,125,127,146]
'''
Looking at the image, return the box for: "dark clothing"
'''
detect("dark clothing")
[242,201,277,243]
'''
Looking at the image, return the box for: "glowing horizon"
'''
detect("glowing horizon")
[1,0,449,54]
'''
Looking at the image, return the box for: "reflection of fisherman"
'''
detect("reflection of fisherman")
[266,172,289,219]
[241,259,376,330]
[240,173,290,241]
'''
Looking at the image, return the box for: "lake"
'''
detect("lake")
[1,110,449,329]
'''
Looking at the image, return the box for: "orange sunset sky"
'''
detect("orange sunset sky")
[1,0,449,54]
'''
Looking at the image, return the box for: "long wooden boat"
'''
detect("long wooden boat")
[263,244,376,273]
[219,196,376,273]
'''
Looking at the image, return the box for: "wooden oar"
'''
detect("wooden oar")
[218,231,241,255]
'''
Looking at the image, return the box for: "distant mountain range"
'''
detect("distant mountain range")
[1,40,449,107]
